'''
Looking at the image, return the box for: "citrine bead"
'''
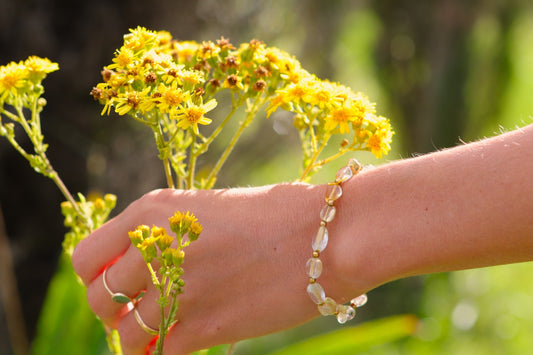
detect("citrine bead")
[336,304,356,324]
[320,205,336,222]
[350,294,368,307]
[306,257,323,279]
[312,225,328,252]
[318,297,337,315]
[347,158,363,173]
[325,184,342,204]
[335,166,353,183]
[307,282,326,304]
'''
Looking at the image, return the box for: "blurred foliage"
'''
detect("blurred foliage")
[2,0,533,354]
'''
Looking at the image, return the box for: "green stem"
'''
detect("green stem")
[313,141,366,171]
[199,93,242,150]
[298,135,330,182]
[147,263,161,287]
[186,133,197,189]
[204,96,266,188]
[0,107,22,123]
[154,123,175,189]
[3,105,83,218]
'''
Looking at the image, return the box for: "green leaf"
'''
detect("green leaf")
[32,256,111,355]
[269,314,418,355]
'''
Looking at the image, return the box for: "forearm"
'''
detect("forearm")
[330,124,533,298]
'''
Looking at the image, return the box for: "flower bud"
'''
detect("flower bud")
[156,232,174,252]
[128,230,144,246]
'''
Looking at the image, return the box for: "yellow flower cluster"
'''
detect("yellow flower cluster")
[91,26,297,134]
[129,210,202,265]
[267,76,393,160]
[0,56,58,106]
[92,27,393,179]
[168,210,203,242]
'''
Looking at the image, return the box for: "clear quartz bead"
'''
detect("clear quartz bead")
[351,294,368,307]
[325,184,342,204]
[336,304,356,324]
[320,205,336,222]
[335,166,353,183]
[307,282,326,304]
[312,225,329,252]
[306,258,323,279]
[347,158,363,174]
[318,297,337,315]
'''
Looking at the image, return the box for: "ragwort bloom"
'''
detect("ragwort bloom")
[175,99,217,134]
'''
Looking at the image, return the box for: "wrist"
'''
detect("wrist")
[325,163,401,301]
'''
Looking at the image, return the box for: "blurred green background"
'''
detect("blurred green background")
[1,0,533,354]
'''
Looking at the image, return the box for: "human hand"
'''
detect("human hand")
[72,183,350,354]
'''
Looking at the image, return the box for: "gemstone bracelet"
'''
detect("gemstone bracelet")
[306,158,368,323]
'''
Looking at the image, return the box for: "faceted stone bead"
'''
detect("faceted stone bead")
[335,166,353,183]
[307,282,326,304]
[312,225,329,252]
[336,304,356,324]
[320,205,336,222]
[318,297,337,315]
[325,184,342,204]
[306,257,323,279]
[347,158,363,173]
[351,294,368,308]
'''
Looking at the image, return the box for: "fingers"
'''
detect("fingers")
[119,287,162,355]
[72,189,167,285]
[72,214,134,286]
[85,244,150,328]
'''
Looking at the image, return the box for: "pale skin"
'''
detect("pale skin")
[72,123,533,354]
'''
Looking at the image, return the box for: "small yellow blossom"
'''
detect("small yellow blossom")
[180,69,205,87]
[172,41,201,63]
[153,82,187,113]
[175,99,217,134]
[114,87,151,115]
[109,47,136,70]
[156,229,174,252]
[324,105,358,134]
[189,221,203,241]
[169,211,199,235]
[0,61,28,99]
[24,56,59,76]
[123,26,158,52]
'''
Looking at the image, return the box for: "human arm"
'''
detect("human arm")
[72,124,533,354]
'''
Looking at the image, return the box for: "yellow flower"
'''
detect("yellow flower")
[308,80,343,109]
[173,41,201,63]
[188,221,203,241]
[123,26,158,52]
[180,69,205,86]
[109,46,135,70]
[24,56,58,74]
[366,131,387,158]
[128,229,144,247]
[175,99,217,134]
[155,229,174,252]
[114,87,151,115]
[138,236,158,262]
[148,82,187,114]
[324,105,358,134]
[285,82,310,104]
[266,93,290,117]
[365,116,394,158]
[0,61,28,99]
[169,211,199,235]
[199,40,221,59]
